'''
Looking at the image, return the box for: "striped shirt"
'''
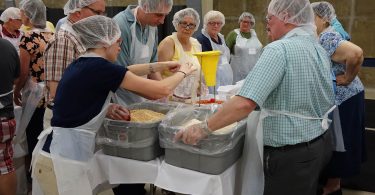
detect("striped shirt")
[238,28,335,147]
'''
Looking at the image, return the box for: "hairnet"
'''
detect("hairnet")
[311,1,336,24]
[0,7,21,23]
[72,15,121,49]
[138,0,173,13]
[63,0,100,15]
[268,0,315,27]
[203,10,225,30]
[20,0,46,29]
[172,8,200,31]
[238,12,255,27]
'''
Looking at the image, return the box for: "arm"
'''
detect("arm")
[175,96,257,145]
[225,31,237,54]
[331,41,363,85]
[147,29,162,80]
[14,48,30,105]
[157,37,175,62]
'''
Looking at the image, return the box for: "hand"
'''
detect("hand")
[106,104,131,121]
[162,61,181,73]
[179,62,197,76]
[336,74,351,86]
[13,90,22,106]
[174,123,209,145]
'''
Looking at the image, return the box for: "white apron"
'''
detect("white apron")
[201,29,233,93]
[31,91,113,195]
[169,33,202,102]
[240,106,336,195]
[116,7,156,106]
[230,29,262,84]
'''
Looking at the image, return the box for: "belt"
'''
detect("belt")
[264,131,327,151]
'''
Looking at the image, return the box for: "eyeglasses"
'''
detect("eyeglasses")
[179,22,196,30]
[84,6,106,16]
[208,21,223,26]
[241,20,252,24]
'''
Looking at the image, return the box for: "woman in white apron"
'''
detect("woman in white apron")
[0,7,23,54]
[197,10,233,94]
[226,12,263,83]
[31,15,197,195]
[158,8,207,103]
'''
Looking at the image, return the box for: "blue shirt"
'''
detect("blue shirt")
[238,28,335,147]
[319,31,364,105]
[196,32,223,52]
[51,57,127,128]
[113,5,158,67]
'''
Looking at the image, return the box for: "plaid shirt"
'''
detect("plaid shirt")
[238,28,335,147]
[44,20,85,82]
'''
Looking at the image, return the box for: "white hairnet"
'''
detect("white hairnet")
[238,12,255,27]
[63,0,100,15]
[138,0,173,13]
[172,8,200,31]
[311,1,336,24]
[20,0,46,29]
[0,7,21,22]
[203,10,225,30]
[268,0,315,29]
[72,15,121,49]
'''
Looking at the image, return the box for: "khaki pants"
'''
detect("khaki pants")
[34,153,58,195]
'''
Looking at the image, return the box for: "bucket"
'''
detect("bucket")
[193,51,221,86]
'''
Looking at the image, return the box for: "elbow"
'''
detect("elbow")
[150,85,172,100]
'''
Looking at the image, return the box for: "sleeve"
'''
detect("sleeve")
[100,61,128,92]
[319,32,345,57]
[114,13,132,67]
[44,33,79,81]
[238,45,286,106]
[196,33,213,52]
[150,28,158,63]
[225,30,237,54]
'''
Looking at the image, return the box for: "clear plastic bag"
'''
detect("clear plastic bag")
[158,105,246,155]
[96,101,179,148]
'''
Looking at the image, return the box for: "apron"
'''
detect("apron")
[230,29,262,84]
[240,106,336,195]
[116,7,156,106]
[169,33,202,102]
[201,29,233,93]
[14,78,44,155]
[31,88,113,195]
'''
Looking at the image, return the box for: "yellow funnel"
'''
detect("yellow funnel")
[193,50,221,86]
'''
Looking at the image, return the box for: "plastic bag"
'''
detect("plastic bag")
[158,105,246,155]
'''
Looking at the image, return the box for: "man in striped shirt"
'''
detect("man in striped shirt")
[44,0,106,106]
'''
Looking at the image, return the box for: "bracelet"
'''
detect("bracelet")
[176,71,187,78]
[149,64,155,73]
[200,119,212,135]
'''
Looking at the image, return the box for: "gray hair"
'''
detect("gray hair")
[172,8,200,32]
[311,1,337,24]
[238,12,255,27]
[203,10,225,30]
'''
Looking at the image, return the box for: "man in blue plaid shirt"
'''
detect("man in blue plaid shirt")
[175,0,335,194]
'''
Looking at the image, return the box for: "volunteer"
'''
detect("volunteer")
[32,15,196,195]
[197,10,233,93]
[226,12,263,83]
[176,0,335,194]
[114,0,173,106]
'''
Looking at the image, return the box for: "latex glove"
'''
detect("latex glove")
[106,104,131,121]
[174,122,210,145]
